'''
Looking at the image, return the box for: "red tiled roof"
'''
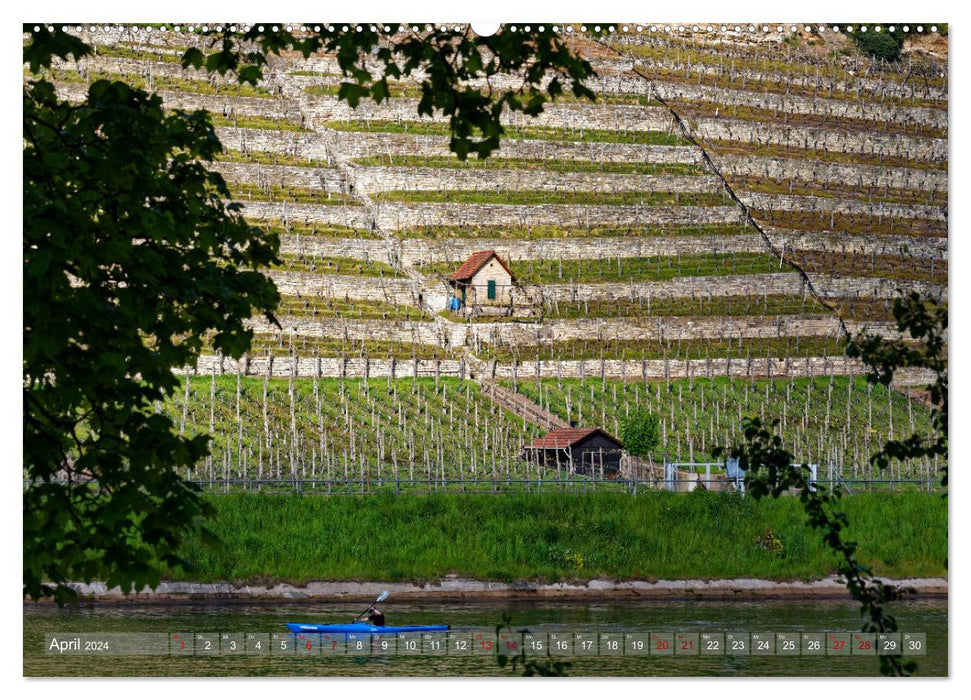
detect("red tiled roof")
[524,428,620,450]
[449,250,514,282]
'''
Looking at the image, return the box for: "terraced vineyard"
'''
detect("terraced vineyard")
[166,376,540,485]
[41,24,947,480]
[508,376,939,476]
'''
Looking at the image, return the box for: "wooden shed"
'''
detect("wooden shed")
[447,250,515,308]
[522,427,625,477]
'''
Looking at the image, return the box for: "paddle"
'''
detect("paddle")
[353,591,389,622]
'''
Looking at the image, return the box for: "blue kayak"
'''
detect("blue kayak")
[286,623,449,634]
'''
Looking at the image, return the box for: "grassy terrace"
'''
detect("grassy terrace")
[708,138,947,171]
[216,150,334,167]
[373,189,730,207]
[677,98,947,140]
[753,209,947,239]
[173,491,946,583]
[212,114,310,132]
[257,219,381,239]
[789,250,947,285]
[730,174,947,207]
[351,154,707,176]
[230,183,360,206]
[242,335,449,360]
[276,294,426,321]
[422,252,783,284]
[93,44,185,63]
[397,223,753,240]
[324,119,690,146]
[478,335,848,363]
[274,254,401,277]
[509,375,938,469]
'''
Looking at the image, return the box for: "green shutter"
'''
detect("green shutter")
[487,280,496,300]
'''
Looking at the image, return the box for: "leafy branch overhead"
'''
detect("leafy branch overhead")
[179,24,597,159]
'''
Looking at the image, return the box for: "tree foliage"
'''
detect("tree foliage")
[620,409,660,459]
[23,33,281,602]
[717,293,946,676]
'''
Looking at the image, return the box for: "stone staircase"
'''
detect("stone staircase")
[477,379,569,432]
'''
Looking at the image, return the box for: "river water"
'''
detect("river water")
[24,598,947,677]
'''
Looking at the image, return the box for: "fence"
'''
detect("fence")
[27,474,943,496]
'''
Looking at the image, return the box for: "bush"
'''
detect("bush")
[620,409,660,458]
[849,30,905,61]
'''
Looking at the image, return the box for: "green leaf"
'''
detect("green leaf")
[181,47,204,70]
[337,82,369,108]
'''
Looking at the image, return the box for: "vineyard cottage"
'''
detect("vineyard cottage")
[447,250,515,311]
[522,427,625,477]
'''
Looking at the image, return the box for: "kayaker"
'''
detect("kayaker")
[364,605,385,627]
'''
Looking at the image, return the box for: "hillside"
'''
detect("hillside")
[33,24,947,480]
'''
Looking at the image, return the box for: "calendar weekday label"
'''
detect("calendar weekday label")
[44,631,928,657]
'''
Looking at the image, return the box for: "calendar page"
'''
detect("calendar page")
[22,2,949,683]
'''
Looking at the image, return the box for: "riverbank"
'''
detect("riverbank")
[169,492,947,583]
[45,576,948,603]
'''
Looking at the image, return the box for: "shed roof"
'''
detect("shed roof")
[449,250,515,282]
[524,427,622,450]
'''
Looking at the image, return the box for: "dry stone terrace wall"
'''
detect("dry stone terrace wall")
[246,315,902,349]
[741,193,944,221]
[719,154,947,194]
[530,274,946,304]
[266,270,420,305]
[241,201,741,230]
[320,131,703,164]
[349,167,722,196]
[808,275,946,302]
[367,203,742,230]
[190,354,466,379]
[187,352,935,386]
[187,352,936,387]
[487,356,936,385]
[686,115,946,163]
[280,236,393,260]
[759,229,945,260]
[468,316,865,346]
[213,162,343,190]
[249,317,463,347]
[622,80,947,130]
[308,96,679,133]
[238,202,372,227]
[155,91,301,119]
[216,128,329,159]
